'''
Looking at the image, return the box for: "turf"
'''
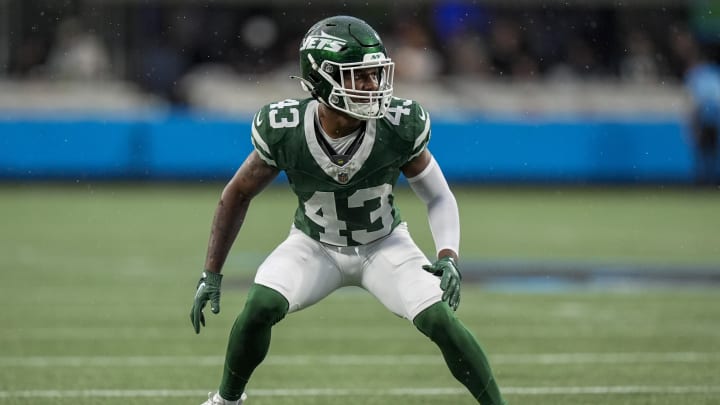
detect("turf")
[0,184,719,404]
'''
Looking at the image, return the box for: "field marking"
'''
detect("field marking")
[0,386,719,398]
[1,352,719,367]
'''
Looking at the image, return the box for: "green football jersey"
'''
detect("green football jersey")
[251,97,431,246]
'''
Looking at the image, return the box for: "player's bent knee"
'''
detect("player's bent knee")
[413,301,456,343]
[241,284,289,326]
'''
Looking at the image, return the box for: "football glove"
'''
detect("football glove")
[190,271,223,334]
[423,257,462,311]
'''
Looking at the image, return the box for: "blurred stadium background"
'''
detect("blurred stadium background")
[1,1,719,404]
[1,0,720,183]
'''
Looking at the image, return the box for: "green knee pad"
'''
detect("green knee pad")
[241,284,289,326]
[413,301,457,342]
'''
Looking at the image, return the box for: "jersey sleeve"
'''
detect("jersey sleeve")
[250,105,278,167]
[383,97,432,164]
[407,101,431,161]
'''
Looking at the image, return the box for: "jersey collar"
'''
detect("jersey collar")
[304,100,376,184]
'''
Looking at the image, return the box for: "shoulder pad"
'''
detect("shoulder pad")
[251,98,311,167]
[381,97,431,157]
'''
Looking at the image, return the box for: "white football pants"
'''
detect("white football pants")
[254,222,443,321]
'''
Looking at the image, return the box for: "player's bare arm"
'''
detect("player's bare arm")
[204,151,279,273]
[191,151,278,334]
[401,148,432,178]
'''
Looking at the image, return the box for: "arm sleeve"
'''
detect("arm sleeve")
[407,156,460,256]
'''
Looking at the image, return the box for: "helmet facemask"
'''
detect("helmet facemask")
[302,52,394,120]
[318,56,394,120]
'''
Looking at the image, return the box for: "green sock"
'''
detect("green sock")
[414,302,506,405]
[219,284,289,401]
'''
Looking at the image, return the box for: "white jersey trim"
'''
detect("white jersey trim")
[251,113,277,167]
[408,115,431,161]
[303,100,376,184]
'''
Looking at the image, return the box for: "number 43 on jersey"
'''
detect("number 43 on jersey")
[304,184,394,245]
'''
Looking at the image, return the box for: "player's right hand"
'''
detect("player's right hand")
[190,271,223,334]
[423,257,462,311]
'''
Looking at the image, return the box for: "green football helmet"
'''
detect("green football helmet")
[296,15,394,120]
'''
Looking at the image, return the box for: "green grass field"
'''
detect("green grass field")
[1,184,719,404]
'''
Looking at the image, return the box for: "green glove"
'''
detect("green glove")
[190,271,223,334]
[423,257,462,311]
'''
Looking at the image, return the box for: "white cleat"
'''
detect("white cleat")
[201,392,248,405]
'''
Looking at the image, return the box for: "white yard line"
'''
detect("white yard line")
[0,352,718,367]
[494,351,720,364]
[0,386,719,398]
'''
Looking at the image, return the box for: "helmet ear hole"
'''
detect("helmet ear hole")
[308,72,323,86]
[307,72,323,98]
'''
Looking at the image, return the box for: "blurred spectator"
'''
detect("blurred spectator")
[132,6,203,104]
[431,0,492,77]
[487,18,523,78]
[444,31,491,78]
[511,52,540,80]
[135,38,189,104]
[432,0,490,42]
[9,37,48,77]
[619,29,660,84]
[547,37,601,81]
[484,18,540,80]
[240,15,278,51]
[231,12,283,75]
[671,27,720,185]
[389,19,443,82]
[45,17,112,80]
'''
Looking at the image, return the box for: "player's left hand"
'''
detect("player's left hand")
[190,271,223,334]
[423,257,462,311]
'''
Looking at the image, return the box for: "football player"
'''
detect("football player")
[191,15,507,405]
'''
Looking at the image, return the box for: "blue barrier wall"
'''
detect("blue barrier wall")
[0,112,697,183]
[432,118,694,183]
